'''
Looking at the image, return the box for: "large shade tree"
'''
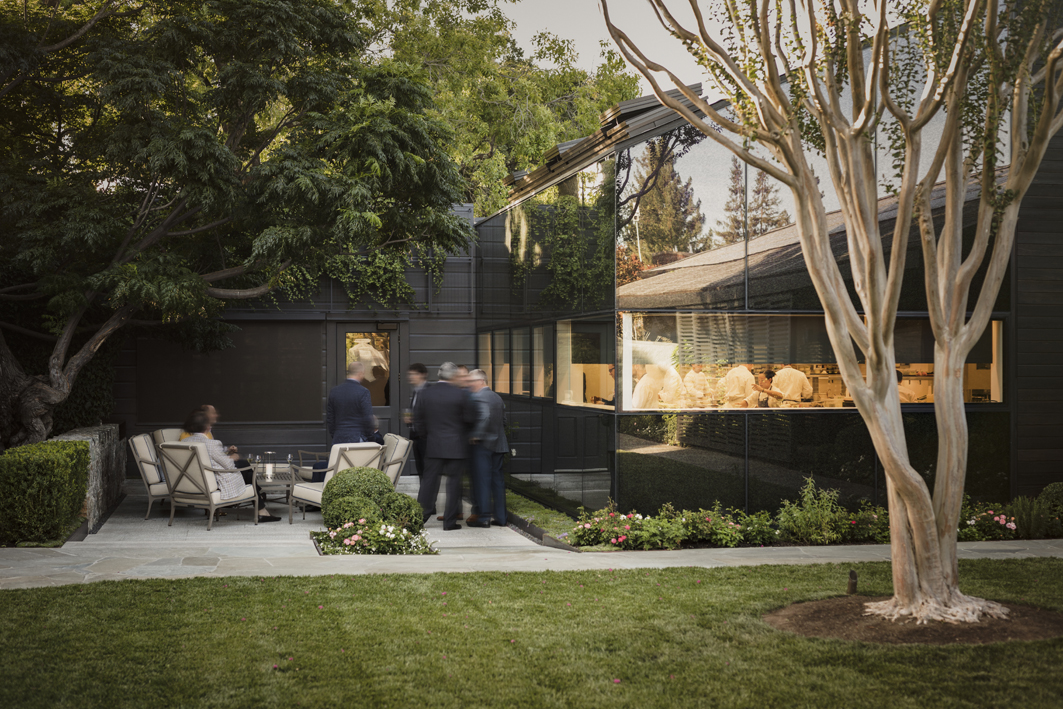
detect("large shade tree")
[358,0,641,216]
[603,0,1063,623]
[0,0,473,448]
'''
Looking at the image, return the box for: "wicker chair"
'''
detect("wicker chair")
[128,433,171,519]
[158,441,256,530]
[289,442,384,522]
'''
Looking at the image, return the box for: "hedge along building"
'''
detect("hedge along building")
[109,206,477,465]
[476,85,1062,518]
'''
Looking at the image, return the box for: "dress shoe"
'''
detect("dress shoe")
[443,523,462,531]
[256,515,282,523]
[437,513,464,521]
[466,520,490,528]
[465,514,480,526]
[491,520,507,526]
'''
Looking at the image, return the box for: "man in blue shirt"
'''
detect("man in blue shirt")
[326,361,375,445]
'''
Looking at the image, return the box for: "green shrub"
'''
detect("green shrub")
[322,494,382,530]
[685,503,743,547]
[842,501,891,544]
[380,491,424,532]
[957,496,1015,541]
[0,441,89,543]
[1005,496,1054,540]
[775,477,848,545]
[732,509,779,546]
[321,466,393,510]
[1039,482,1063,515]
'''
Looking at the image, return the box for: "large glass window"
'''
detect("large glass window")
[532,325,554,398]
[512,327,530,396]
[492,330,510,395]
[619,312,1003,412]
[557,319,614,408]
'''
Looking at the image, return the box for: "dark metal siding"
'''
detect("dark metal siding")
[1014,135,1063,496]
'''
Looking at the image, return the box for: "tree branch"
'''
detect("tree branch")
[0,322,58,342]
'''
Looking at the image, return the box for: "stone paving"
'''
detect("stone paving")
[2,478,1062,590]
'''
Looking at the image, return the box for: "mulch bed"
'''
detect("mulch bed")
[763,595,1063,644]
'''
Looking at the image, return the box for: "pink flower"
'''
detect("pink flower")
[624,525,630,530]
[613,679,621,684]
[1007,522,1016,530]
[610,538,617,544]
[619,535,627,542]
[273,664,278,669]
[318,605,323,610]
[359,518,366,524]
[584,523,591,529]
[609,512,615,517]
[988,510,994,514]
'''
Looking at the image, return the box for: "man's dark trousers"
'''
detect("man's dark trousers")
[471,445,506,524]
[419,457,464,527]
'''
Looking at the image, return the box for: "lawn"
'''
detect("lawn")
[2,559,1062,708]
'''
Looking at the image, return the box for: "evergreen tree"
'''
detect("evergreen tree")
[708,156,746,247]
[748,169,792,237]
[629,138,705,256]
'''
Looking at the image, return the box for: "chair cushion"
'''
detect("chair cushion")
[149,482,169,496]
[292,482,324,505]
[174,484,254,506]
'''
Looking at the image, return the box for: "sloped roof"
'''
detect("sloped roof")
[502,84,708,206]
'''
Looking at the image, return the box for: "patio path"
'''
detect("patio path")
[2,478,1062,590]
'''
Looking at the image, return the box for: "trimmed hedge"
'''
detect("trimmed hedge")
[0,441,89,543]
[320,466,424,533]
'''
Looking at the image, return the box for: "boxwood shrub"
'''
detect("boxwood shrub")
[0,441,89,543]
[321,466,393,510]
[322,494,382,529]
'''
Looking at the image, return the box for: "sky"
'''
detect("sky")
[502,0,706,98]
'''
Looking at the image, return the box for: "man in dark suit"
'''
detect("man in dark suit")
[414,361,475,530]
[468,369,509,527]
[404,362,433,514]
[326,361,374,445]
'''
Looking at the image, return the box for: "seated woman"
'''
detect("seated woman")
[182,409,280,522]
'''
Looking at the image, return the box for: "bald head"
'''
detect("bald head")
[347,361,365,379]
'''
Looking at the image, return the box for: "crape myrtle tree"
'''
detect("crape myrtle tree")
[0,0,473,447]
[603,0,1063,623]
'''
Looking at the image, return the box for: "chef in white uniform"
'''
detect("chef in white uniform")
[738,369,784,408]
[773,364,812,402]
[717,364,755,407]
[658,366,686,407]
[897,370,917,403]
[683,364,710,406]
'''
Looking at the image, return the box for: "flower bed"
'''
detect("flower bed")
[564,479,1063,551]
[312,519,437,555]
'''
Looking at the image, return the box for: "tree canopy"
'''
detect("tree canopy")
[0,0,473,446]
[358,0,641,216]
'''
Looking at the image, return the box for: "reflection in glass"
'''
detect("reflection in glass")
[345,333,390,406]
[619,312,1003,411]
[512,328,530,396]
[492,330,509,395]
[618,413,746,513]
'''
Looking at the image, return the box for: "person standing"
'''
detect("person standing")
[683,363,710,406]
[718,364,755,407]
[414,362,475,530]
[738,369,784,408]
[326,361,375,445]
[467,369,508,527]
[773,364,813,403]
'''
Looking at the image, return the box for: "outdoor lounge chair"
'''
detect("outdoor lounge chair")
[128,433,171,519]
[380,433,412,486]
[289,442,384,522]
[158,441,256,530]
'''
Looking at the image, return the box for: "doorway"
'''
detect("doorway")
[335,325,399,439]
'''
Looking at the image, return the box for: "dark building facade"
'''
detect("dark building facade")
[475,88,1058,517]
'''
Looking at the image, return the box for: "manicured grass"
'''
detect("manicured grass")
[505,490,577,539]
[2,559,1063,708]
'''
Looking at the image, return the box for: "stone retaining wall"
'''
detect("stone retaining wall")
[50,424,125,533]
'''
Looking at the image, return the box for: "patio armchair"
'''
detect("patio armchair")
[158,441,256,530]
[294,450,329,482]
[128,433,171,519]
[152,428,183,446]
[380,433,412,486]
[289,442,384,522]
